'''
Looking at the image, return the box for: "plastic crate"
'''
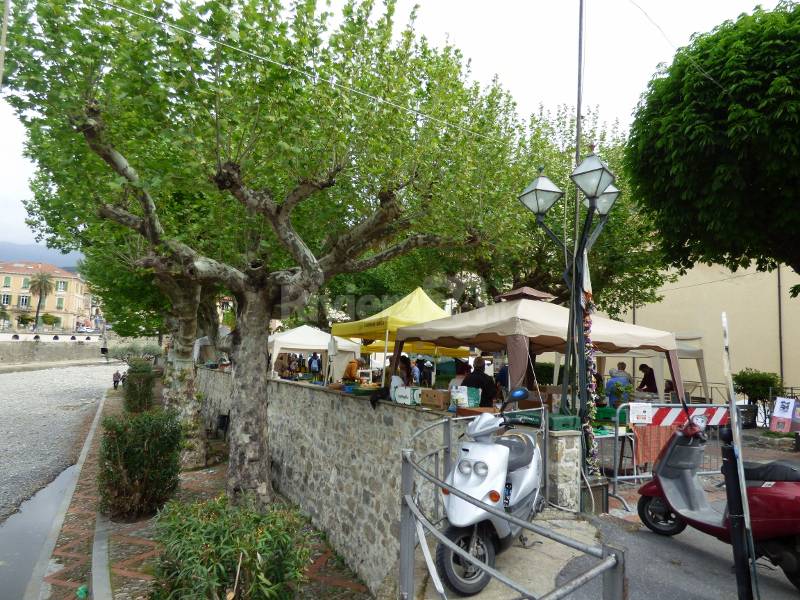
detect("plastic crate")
[595,406,628,425]
[548,414,581,431]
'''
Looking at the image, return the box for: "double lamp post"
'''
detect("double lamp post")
[518,153,619,420]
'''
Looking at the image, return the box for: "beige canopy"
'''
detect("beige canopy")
[396,299,676,354]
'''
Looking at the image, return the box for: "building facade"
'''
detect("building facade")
[0,261,93,331]
[613,263,800,391]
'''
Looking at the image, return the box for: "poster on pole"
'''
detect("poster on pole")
[770,397,796,432]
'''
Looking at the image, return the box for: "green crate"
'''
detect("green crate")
[595,406,628,425]
[506,409,543,427]
[548,414,581,431]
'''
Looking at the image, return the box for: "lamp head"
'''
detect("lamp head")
[518,167,564,216]
[570,153,615,198]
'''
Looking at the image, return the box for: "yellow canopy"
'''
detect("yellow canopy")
[331,287,450,340]
[360,340,470,359]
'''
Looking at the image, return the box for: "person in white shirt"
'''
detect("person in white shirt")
[390,356,413,401]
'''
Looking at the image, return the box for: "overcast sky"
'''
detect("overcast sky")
[0,0,779,245]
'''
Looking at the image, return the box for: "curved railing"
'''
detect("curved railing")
[399,409,626,600]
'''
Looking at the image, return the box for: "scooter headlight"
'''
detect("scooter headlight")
[457,460,472,476]
[690,414,708,432]
[473,461,489,478]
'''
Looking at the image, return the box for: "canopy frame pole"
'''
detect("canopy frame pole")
[666,349,686,406]
[381,327,390,386]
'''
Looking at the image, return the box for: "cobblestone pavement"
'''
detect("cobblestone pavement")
[0,363,120,522]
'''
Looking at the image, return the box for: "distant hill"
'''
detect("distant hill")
[0,241,83,268]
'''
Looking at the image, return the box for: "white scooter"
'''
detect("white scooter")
[435,387,544,596]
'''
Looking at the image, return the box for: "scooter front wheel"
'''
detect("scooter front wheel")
[435,525,496,596]
[638,495,687,536]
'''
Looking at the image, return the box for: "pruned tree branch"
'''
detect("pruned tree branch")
[336,233,445,275]
[213,160,324,287]
[279,163,344,216]
[75,102,247,293]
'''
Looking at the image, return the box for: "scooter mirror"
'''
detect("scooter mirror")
[501,387,529,414]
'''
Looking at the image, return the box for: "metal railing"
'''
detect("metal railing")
[607,402,729,511]
[399,409,626,599]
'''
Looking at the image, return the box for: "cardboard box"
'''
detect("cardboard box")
[396,386,423,405]
[421,389,451,410]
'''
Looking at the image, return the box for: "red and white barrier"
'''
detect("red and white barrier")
[650,406,729,427]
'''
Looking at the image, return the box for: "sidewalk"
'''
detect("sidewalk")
[28,389,370,599]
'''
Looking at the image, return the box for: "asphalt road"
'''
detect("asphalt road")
[0,363,118,522]
[558,515,799,599]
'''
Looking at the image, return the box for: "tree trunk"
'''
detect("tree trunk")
[158,277,207,469]
[33,294,44,332]
[227,288,273,507]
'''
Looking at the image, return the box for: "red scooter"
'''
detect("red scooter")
[637,414,800,592]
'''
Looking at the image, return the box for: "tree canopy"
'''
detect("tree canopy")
[626,2,800,284]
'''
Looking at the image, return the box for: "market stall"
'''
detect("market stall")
[268,325,360,382]
[395,298,682,403]
[331,287,468,383]
[594,335,710,402]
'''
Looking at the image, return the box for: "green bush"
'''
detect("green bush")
[152,496,311,600]
[732,368,782,405]
[98,410,182,519]
[123,359,155,412]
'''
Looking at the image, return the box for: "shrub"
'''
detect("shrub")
[98,410,182,518]
[110,342,163,364]
[124,359,155,412]
[152,496,311,600]
[732,368,783,405]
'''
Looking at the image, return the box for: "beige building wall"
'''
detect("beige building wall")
[0,261,93,331]
[611,263,800,388]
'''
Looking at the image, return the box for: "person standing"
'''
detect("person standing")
[637,364,658,393]
[309,352,322,381]
[112,370,121,390]
[411,360,422,385]
[461,357,497,408]
[609,361,633,385]
[390,356,413,401]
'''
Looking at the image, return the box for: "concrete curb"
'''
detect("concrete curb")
[91,513,113,600]
[23,391,108,600]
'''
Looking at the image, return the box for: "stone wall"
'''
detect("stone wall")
[195,369,581,595]
[546,430,582,511]
[0,339,103,364]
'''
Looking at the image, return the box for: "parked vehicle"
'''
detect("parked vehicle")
[638,415,800,592]
[435,387,544,596]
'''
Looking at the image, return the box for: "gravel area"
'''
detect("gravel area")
[0,363,120,522]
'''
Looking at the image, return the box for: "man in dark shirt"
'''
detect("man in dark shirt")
[637,364,658,393]
[462,357,497,408]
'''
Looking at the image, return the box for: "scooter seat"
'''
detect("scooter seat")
[723,460,800,482]
[496,433,534,472]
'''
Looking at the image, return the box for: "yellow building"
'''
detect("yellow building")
[0,261,93,331]
[613,263,800,393]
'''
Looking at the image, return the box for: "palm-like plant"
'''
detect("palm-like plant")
[29,272,55,332]
[0,307,9,330]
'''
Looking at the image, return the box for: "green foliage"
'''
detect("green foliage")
[110,343,163,364]
[733,368,783,404]
[123,358,156,412]
[29,271,55,330]
[17,313,34,326]
[152,496,310,600]
[40,313,59,326]
[98,410,182,518]
[626,2,800,278]
[79,251,168,338]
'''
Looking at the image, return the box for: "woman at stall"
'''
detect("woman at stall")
[390,356,413,401]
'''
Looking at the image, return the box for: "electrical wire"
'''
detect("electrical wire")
[86,0,506,144]
[625,0,727,93]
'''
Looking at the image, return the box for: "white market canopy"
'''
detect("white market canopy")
[269,325,360,359]
[396,298,676,354]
